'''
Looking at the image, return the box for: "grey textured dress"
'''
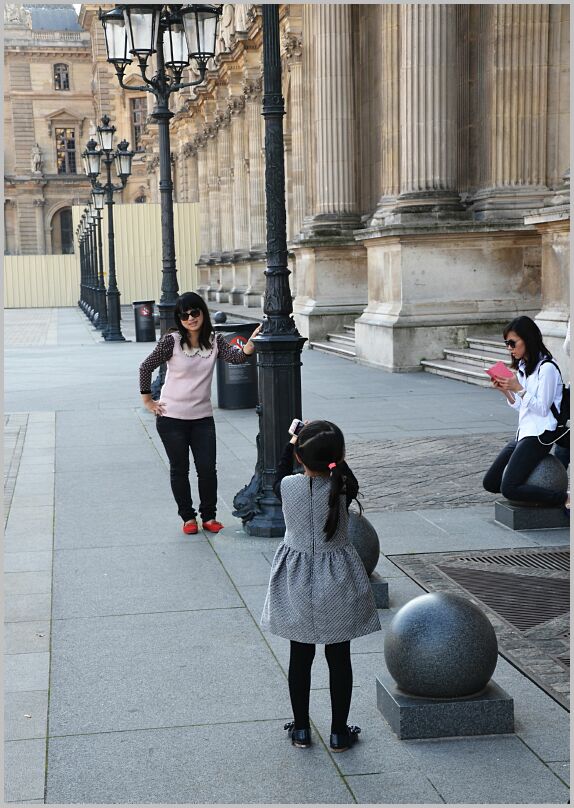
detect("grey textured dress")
[261,474,381,645]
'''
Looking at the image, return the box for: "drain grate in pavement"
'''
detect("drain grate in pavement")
[389,545,570,709]
[435,566,570,632]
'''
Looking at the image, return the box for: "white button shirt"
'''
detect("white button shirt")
[507,355,563,440]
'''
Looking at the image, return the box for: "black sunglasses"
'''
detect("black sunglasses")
[180,308,202,321]
[504,338,520,348]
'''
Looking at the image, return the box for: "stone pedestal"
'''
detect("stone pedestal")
[376,669,514,740]
[354,226,541,371]
[243,257,266,308]
[230,259,249,305]
[291,241,367,341]
[495,500,570,530]
[215,262,233,304]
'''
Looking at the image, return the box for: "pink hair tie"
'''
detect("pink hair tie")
[328,462,337,470]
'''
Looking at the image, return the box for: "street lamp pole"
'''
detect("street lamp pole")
[100,4,222,338]
[101,147,124,341]
[92,189,108,334]
[235,4,306,538]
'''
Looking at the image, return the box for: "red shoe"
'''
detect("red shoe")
[202,519,224,533]
[182,520,198,535]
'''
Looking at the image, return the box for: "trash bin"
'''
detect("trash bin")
[132,300,156,342]
[214,322,259,409]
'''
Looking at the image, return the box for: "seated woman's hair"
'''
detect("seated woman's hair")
[503,315,552,376]
[296,420,359,540]
[174,291,213,350]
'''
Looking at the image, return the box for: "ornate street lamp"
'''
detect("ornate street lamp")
[100,3,222,338]
[82,119,134,341]
[90,189,108,333]
[233,5,306,537]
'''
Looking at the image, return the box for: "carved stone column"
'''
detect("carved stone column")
[183,142,199,204]
[472,4,551,220]
[206,122,222,264]
[195,133,211,299]
[285,32,305,239]
[229,95,249,303]
[33,199,46,254]
[215,109,233,302]
[243,76,266,307]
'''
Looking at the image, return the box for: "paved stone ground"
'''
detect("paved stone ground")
[4,306,570,804]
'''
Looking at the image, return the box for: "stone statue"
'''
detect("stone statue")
[31,144,43,174]
[234,4,253,35]
[5,4,31,27]
[218,4,235,53]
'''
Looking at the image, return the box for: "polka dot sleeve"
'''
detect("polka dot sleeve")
[216,332,249,364]
[139,333,175,393]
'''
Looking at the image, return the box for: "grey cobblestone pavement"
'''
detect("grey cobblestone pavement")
[3,307,570,804]
[4,413,28,526]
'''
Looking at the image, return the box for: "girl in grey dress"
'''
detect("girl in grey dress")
[261,420,381,752]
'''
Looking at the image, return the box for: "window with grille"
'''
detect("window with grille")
[130,97,146,152]
[54,63,70,90]
[60,208,74,254]
[55,128,76,174]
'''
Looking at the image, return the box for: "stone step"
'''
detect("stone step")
[309,340,356,360]
[443,348,512,370]
[420,358,493,387]
[343,324,356,334]
[326,332,355,347]
[466,336,508,356]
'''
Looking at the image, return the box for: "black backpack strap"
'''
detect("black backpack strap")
[537,358,563,423]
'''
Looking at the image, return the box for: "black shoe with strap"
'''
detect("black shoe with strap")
[284,720,311,748]
[330,724,361,752]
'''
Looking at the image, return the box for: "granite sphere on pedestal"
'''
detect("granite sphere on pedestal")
[348,511,380,576]
[213,311,227,324]
[384,592,498,698]
[502,453,568,505]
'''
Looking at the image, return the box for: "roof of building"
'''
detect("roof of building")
[24,4,82,31]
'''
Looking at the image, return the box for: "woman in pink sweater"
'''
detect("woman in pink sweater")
[139,292,260,535]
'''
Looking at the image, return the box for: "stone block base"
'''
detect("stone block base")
[376,670,514,739]
[215,291,229,303]
[370,572,389,609]
[494,499,570,530]
[243,292,263,308]
[230,289,246,305]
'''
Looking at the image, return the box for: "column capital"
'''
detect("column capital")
[283,32,302,62]
[229,95,246,116]
[183,142,197,159]
[33,198,46,207]
[243,76,262,100]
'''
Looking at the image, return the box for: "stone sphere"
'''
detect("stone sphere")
[503,453,568,505]
[348,511,380,576]
[213,311,227,323]
[384,592,498,698]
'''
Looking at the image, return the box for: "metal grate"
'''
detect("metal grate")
[436,565,570,632]
[455,550,570,572]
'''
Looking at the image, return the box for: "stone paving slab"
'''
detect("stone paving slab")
[345,771,445,804]
[46,721,356,804]
[5,691,49,741]
[4,551,53,573]
[52,542,243,618]
[5,652,50,693]
[5,620,51,655]
[4,571,52,595]
[4,593,52,623]
[49,608,292,736]
[4,739,46,802]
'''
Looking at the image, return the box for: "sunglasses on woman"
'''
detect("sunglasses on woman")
[504,338,520,348]
[180,309,202,320]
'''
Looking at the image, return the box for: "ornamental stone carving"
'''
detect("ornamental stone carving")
[5,4,32,27]
[243,76,262,99]
[31,144,43,174]
[283,33,302,62]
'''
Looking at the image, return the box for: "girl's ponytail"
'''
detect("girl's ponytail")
[324,462,346,540]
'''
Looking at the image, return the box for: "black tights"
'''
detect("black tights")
[288,640,353,734]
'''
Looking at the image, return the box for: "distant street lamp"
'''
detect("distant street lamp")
[82,120,134,342]
[100,4,222,337]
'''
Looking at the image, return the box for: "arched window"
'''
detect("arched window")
[51,208,74,254]
[54,63,70,91]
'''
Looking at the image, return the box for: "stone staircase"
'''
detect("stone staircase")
[309,324,356,360]
[421,335,511,386]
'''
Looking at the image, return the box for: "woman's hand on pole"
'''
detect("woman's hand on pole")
[243,324,262,355]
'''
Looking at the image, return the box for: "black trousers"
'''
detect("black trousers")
[288,640,353,734]
[156,415,217,522]
[483,436,567,507]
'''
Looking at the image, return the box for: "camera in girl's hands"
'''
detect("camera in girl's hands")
[288,418,305,437]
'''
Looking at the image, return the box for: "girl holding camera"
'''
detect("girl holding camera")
[261,420,381,752]
[139,292,260,535]
[483,315,569,510]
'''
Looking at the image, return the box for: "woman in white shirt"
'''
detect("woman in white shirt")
[483,316,569,510]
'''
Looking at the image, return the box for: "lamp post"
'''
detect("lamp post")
[92,186,108,333]
[233,4,306,537]
[82,124,134,341]
[100,4,222,337]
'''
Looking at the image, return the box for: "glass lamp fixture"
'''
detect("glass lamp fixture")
[163,8,190,72]
[83,138,101,177]
[123,5,162,60]
[181,5,221,69]
[99,7,132,69]
[97,115,116,153]
[114,140,135,180]
[92,186,105,211]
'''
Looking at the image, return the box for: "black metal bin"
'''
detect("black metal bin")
[132,300,156,342]
[214,322,259,409]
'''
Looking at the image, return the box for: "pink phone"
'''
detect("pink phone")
[485,360,514,380]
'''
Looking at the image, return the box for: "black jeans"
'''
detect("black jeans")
[288,640,353,734]
[483,436,567,507]
[156,415,217,522]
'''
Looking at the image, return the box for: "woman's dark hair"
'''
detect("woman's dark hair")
[173,292,213,350]
[295,420,359,540]
[503,315,552,376]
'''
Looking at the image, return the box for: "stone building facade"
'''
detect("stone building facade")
[5,4,569,372]
[137,3,569,371]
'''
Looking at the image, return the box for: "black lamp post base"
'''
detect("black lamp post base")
[243,497,285,538]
